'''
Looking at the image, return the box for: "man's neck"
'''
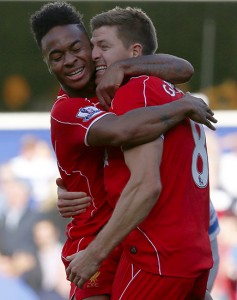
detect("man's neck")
[63,81,97,99]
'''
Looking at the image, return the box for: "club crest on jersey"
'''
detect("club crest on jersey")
[86,271,100,288]
[76,106,101,122]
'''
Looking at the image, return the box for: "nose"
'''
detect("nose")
[92,46,100,62]
[64,51,77,66]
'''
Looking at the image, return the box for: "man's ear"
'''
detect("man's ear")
[131,43,143,57]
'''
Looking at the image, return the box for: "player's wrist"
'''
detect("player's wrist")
[87,241,108,264]
[180,93,195,117]
[111,59,132,77]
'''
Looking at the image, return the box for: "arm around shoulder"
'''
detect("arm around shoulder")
[112,54,194,84]
[87,93,216,147]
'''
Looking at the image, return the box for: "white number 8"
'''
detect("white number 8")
[190,120,209,188]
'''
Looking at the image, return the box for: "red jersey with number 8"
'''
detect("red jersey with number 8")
[104,76,213,278]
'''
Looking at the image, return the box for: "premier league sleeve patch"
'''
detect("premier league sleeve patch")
[76,106,103,122]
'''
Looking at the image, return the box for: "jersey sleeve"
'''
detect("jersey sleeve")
[51,96,112,146]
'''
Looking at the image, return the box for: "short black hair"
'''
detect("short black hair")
[30,1,88,48]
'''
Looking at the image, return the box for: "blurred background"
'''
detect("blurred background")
[0,1,237,299]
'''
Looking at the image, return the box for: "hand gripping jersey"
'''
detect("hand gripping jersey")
[51,90,113,239]
[104,76,213,278]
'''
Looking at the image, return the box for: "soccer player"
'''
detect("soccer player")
[30,2,216,300]
[63,7,214,300]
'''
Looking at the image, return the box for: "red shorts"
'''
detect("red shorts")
[62,236,122,300]
[112,252,209,300]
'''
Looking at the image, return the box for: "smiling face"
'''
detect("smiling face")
[91,26,137,85]
[41,24,96,97]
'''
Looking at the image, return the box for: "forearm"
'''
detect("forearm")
[65,177,160,288]
[86,140,162,263]
[64,141,163,289]
[114,54,194,84]
[119,99,191,147]
[86,178,159,263]
[88,97,192,147]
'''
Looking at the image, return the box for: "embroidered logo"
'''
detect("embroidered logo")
[76,106,102,122]
[86,271,100,288]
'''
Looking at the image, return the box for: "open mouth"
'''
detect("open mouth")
[67,67,84,78]
[96,66,107,73]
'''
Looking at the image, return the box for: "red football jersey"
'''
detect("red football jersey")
[51,90,113,239]
[104,76,213,278]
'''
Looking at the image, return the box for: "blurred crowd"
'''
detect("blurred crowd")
[0,130,237,299]
[0,135,69,300]
[206,129,237,300]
